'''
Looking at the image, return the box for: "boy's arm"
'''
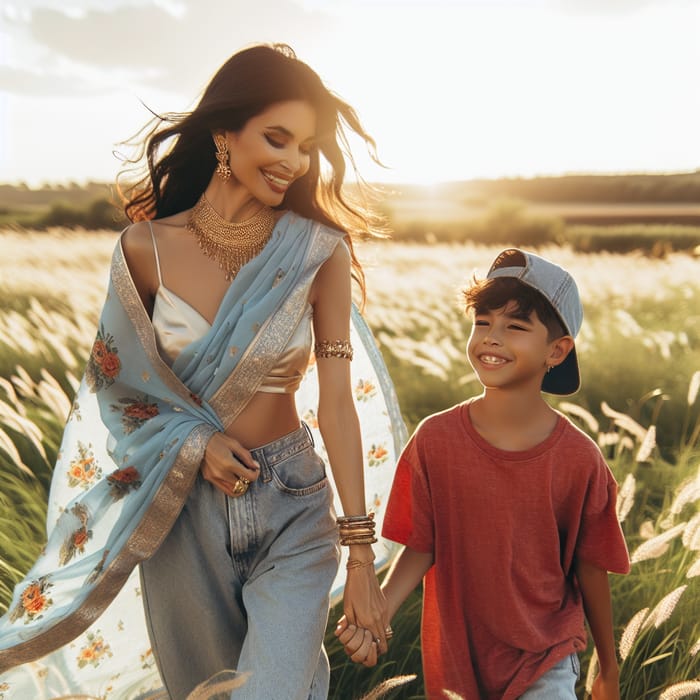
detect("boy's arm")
[574,558,620,700]
[382,545,434,620]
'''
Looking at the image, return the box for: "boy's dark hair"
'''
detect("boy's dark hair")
[464,277,567,342]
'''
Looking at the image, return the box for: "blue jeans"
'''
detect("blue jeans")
[518,653,580,699]
[140,425,340,700]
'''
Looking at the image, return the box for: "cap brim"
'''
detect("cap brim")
[542,346,580,396]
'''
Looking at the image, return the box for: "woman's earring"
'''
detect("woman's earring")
[214,135,231,182]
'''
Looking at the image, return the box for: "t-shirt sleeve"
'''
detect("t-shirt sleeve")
[381,431,434,554]
[575,454,631,574]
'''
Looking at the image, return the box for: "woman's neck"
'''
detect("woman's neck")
[203,180,265,223]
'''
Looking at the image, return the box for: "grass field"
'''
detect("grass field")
[0,229,699,699]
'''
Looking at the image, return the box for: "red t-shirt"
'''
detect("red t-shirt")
[382,402,630,700]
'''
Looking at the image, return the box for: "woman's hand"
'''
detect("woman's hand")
[341,546,390,658]
[201,432,260,496]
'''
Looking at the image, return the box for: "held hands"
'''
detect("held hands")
[335,614,380,667]
[335,550,391,667]
[201,432,260,497]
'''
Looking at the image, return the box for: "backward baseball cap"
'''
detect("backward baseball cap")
[486,248,583,395]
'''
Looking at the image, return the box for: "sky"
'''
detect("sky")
[0,0,698,187]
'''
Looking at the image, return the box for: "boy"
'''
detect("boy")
[337,248,630,699]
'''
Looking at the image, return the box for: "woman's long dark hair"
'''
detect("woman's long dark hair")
[118,43,385,302]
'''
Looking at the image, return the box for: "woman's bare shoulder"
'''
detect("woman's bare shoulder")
[121,211,189,256]
[121,220,151,252]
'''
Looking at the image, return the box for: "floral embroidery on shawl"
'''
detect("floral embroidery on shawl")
[58,503,92,565]
[85,326,121,391]
[107,466,142,500]
[110,395,160,433]
[9,577,54,625]
[66,441,102,489]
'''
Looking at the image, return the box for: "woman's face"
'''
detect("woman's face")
[225,100,317,206]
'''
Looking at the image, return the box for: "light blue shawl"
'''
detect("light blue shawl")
[0,212,406,698]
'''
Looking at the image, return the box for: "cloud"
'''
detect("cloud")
[1,0,334,97]
[0,65,116,96]
[549,0,695,14]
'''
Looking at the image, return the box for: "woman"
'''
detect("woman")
[0,44,404,699]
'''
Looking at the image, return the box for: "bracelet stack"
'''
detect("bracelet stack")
[337,512,377,546]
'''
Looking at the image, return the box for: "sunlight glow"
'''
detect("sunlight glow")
[0,0,698,185]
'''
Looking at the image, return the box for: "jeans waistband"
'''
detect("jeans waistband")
[250,424,314,472]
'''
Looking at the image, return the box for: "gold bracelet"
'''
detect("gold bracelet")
[314,339,353,360]
[346,557,376,570]
[337,512,375,524]
[339,521,376,530]
[340,536,378,546]
[338,527,375,537]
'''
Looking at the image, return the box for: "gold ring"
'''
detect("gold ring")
[374,637,381,645]
[230,476,250,497]
[385,625,393,639]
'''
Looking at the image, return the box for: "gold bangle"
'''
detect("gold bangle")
[346,557,376,570]
[337,513,375,525]
[340,536,378,546]
[339,521,376,530]
[314,339,353,360]
[338,527,375,537]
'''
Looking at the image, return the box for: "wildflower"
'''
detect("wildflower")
[635,425,656,462]
[630,522,686,563]
[616,473,636,524]
[643,585,687,630]
[670,470,700,516]
[659,681,700,700]
[619,607,649,660]
[357,676,418,700]
[682,513,700,551]
[584,649,599,695]
[688,370,700,406]
[686,557,700,579]
[601,402,648,442]
[558,401,599,434]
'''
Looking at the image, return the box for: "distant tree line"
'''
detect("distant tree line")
[449,171,700,204]
[38,197,129,230]
[0,171,698,231]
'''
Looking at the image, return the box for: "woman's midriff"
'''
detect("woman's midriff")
[224,391,302,449]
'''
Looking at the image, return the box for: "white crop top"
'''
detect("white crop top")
[148,223,312,393]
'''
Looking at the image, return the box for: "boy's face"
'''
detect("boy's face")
[467,300,564,393]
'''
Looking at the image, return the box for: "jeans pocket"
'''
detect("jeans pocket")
[570,653,581,679]
[270,447,328,496]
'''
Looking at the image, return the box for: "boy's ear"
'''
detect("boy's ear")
[547,336,575,368]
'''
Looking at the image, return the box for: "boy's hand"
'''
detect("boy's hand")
[335,615,379,667]
[591,672,620,700]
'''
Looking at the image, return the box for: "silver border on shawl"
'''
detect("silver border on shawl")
[210,223,344,429]
[0,422,216,672]
[112,237,196,405]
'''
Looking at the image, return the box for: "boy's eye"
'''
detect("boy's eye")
[474,320,489,326]
[509,324,528,331]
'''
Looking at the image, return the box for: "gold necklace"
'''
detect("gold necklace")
[187,194,276,281]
